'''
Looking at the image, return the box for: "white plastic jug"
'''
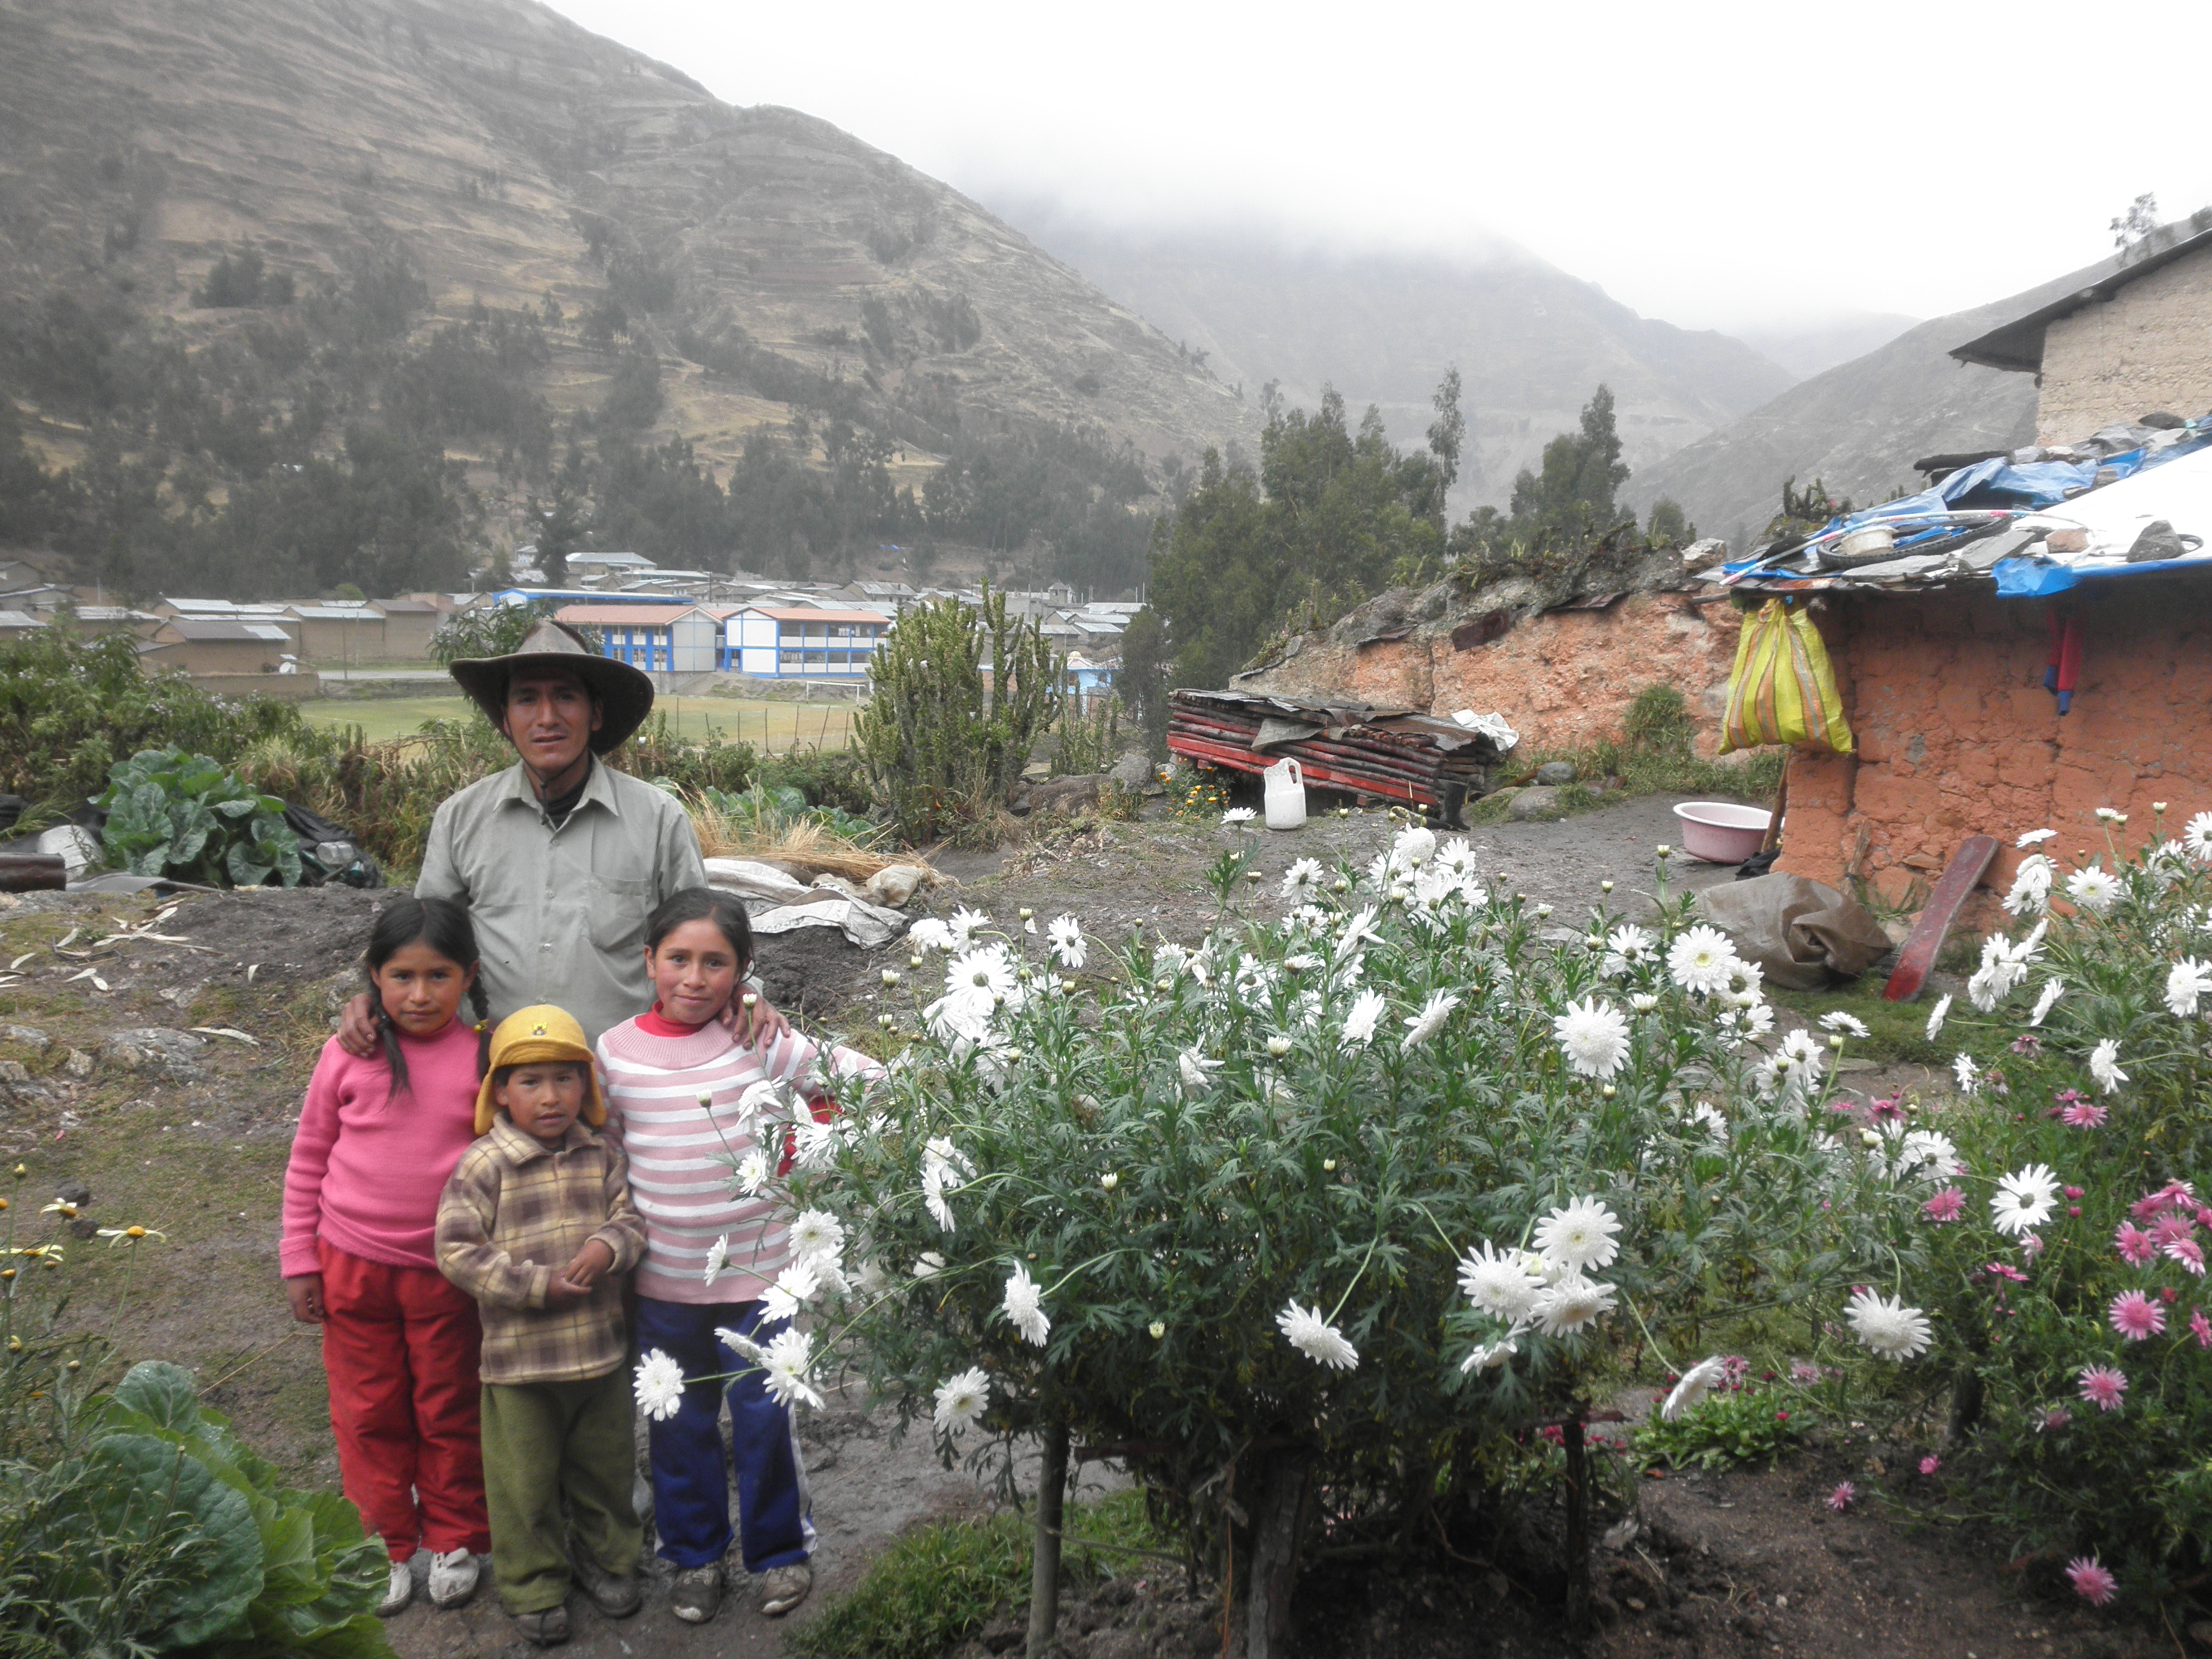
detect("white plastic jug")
[1263,756,1307,830]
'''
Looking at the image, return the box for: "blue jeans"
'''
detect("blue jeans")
[633,1297,815,1573]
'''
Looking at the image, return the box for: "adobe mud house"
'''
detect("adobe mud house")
[1736,223,2212,923]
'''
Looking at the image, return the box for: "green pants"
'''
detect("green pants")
[481,1369,641,1613]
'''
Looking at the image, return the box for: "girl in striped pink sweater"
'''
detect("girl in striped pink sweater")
[596,887,876,1626]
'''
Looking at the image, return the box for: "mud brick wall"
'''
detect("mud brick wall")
[1778,579,2212,928]
[2037,245,2212,441]
[1240,592,1746,758]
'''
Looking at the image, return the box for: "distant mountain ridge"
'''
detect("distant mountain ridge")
[983,209,1801,510]
[1625,260,2132,545]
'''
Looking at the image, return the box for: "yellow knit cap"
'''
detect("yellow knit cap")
[475,1004,604,1136]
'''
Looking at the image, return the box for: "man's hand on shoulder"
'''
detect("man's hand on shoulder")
[336,992,379,1058]
[722,992,793,1049]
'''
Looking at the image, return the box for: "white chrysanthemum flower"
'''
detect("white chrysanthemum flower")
[2166,958,2212,1019]
[1336,906,1382,960]
[2065,865,2122,915]
[1459,1333,1521,1374]
[1152,942,1190,979]
[947,944,1018,1002]
[1779,1029,1822,1068]
[1990,1163,2059,1236]
[1342,988,1388,1046]
[788,1209,846,1272]
[924,989,993,1046]
[1820,1011,1869,1038]
[1553,997,1631,1079]
[1390,825,1437,871]
[2030,978,2064,1026]
[1436,838,1478,879]
[2004,853,2056,917]
[922,1165,958,1233]
[1896,1128,1959,1181]
[2015,828,2057,848]
[1401,991,1461,1050]
[1532,1274,1617,1339]
[633,1349,686,1421]
[1953,1052,1980,1094]
[1844,1288,1932,1361]
[756,1327,826,1410]
[1275,1299,1359,1370]
[733,1151,771,1197]
[1457,1241,1545,1321]
[1178,1047,1221,1092]
[1667,925,1739,995]
[1046,915,1086,971]
[1280,858,1325,899]
[911,1250,945,1280]
[761,1260,821,1323]
[1221,807,1257,826]
[2186,811,2212,862]
[1721,959,1765,1008]
[2090,1038,2128,1094]
[1363,851,1392,892]
[1606,924,1657,966]
[933,1367,992,1435]
[1630,992,1660,1013]
[1002,1262,1051,1346]
[1661,1356,1728,1422]
[703,1235,733,1286]
[790,1117,836,1173]
[1687,1101,1729,1142]
[945,906,991,948]
[1724,1001,1776,1045]
[1924,993,1954,1040]
[1532,1195,1623,1272]
[854,1257,889,1296]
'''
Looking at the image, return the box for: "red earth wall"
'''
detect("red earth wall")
[1242,592,1748,758]
[1778,579,2212,927]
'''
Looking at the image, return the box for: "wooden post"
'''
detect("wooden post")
[1760,760,1789,855]
[1026,1416,1070,1658]
[1244,1447,1311,1659]
[1563,1415,1592,1635]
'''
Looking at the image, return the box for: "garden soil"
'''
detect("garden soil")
[0,795,2168,1658]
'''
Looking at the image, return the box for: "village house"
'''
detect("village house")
[554,601,737,676]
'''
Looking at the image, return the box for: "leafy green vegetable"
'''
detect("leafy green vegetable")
[96,747,304,887]
[1631,1386,1810,1472]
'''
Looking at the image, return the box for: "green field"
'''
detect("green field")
[301,693,853,751]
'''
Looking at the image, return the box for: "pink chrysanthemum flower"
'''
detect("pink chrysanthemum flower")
[2109,1290,2166,1341]
[2065,1556,2117,1607]
[2038,1406,2072,1433]
[1922,1187,1964,1223]
[1867,1095,1905,1124]
[2192,1308,2212,1348]
[2115,1223,2158,1266]
[1789,1360,1823,1384]
[1826,1481,1855,1513]
[1918,1454,1941,1476]
[2166,1238,2208,1277]
[2152,1211,2198,1245]
[2078,1365,2128,1411]
[2060,1100,2108,1128]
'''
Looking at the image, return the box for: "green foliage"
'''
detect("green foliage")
[191,248,291,310]
[1645,497,1694,549]
[690,784,884,848]
[1506,385,1632,549]
[96,746,304,887]
[0,630,324,806]
[1113,609,1171,758]
[758,748,873,816]
[1632,1385,1808,1472]
[426,600,589,666]
[1049,695,1121,778]
[1148,379,1457,691]
[788,1491,1160,1659]
[852,592,1062,841]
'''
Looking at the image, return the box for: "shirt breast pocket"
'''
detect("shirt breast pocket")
[588,874,653,959]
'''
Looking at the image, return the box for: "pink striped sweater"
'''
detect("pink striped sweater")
[280,1023,485,1277]
[596,1015,880,1304]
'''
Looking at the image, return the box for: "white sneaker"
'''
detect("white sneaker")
[427,1548,479,1609]
[376,1560,413,1617]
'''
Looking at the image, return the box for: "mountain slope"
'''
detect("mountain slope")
[1624,263,2126,544]
[0,0,1254,499]
[983,211,1798,508]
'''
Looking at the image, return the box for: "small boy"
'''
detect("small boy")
[436,1005,648,1648]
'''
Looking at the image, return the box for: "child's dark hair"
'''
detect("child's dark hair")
[644,886,753,970]
[363,895,490,1101]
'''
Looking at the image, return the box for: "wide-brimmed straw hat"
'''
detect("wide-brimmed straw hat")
[448,618,655,755]
[475,1003,605,1136]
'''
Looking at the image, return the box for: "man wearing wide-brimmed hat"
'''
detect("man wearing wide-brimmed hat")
[337,619,775,1050]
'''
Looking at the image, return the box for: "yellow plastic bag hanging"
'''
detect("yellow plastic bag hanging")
[1718,598,1854,755]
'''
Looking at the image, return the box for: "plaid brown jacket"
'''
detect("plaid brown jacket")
[435,1115,647,1385]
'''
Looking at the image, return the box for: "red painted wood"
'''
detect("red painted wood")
[1166,733,1432,806]
[1882,835,1999,1002]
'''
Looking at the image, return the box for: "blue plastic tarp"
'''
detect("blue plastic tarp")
[1993,554,2212,596]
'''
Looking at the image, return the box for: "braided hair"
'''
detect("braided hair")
[363,895,487,1103]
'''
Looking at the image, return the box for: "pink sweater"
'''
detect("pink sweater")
[280,1024,485,1277]
[597,1016,879,1305]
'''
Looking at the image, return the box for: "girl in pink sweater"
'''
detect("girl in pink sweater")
[280,896,493,1618]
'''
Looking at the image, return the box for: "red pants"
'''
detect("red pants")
[317,1242,492,1560]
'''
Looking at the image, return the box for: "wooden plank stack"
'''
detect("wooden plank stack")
[1166,688,1506,811]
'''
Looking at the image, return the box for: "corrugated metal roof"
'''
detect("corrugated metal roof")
[746,607,892,625]
[159,620,295,642]
[555,603,738,626]
[0,610,44,629]
[288,606,382,620]
[1953,224,2212,374]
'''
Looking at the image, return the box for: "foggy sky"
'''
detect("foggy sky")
[549,0,2212,336]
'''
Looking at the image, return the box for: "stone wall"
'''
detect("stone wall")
[1778,578,2212,928]
[1239,590,1747,758]
[2038,246,2212,440]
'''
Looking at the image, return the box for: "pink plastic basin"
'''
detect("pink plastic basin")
[1672,801,1774,864]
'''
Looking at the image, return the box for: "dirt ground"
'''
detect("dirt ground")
[0,794,2170,1658]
